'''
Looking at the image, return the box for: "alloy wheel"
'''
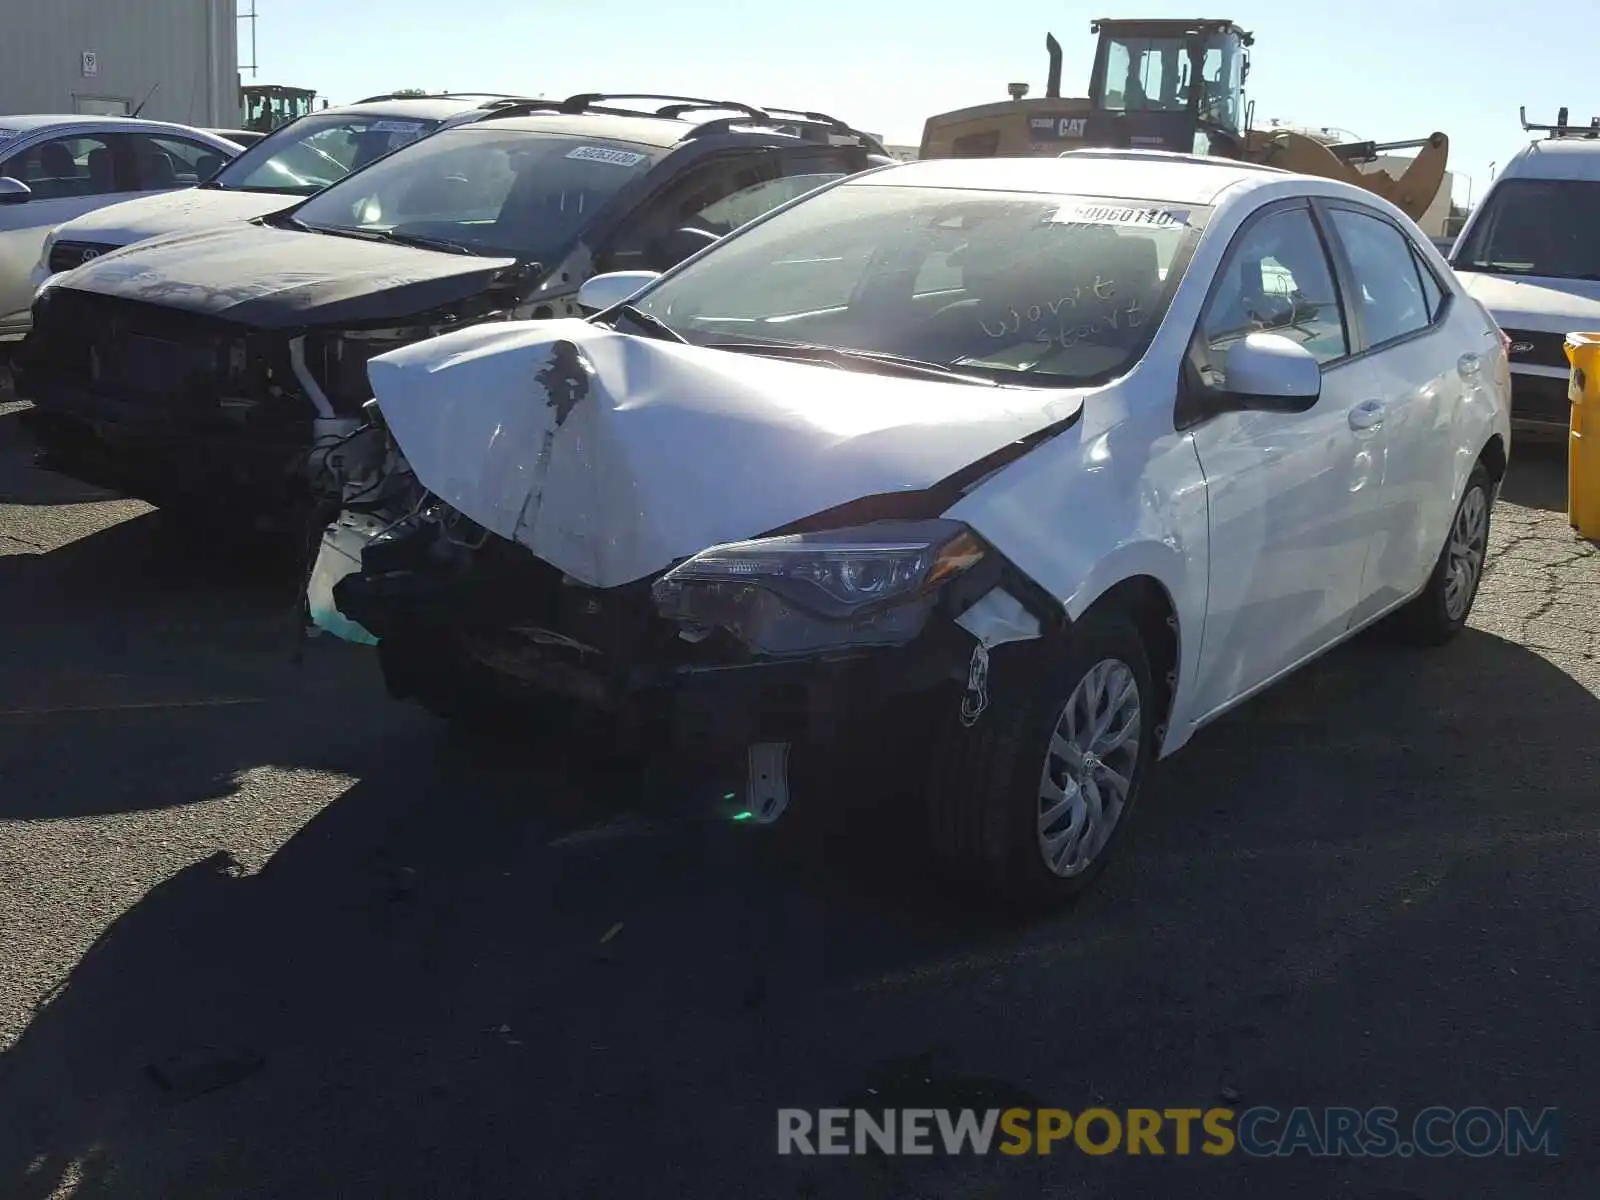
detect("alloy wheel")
[1037,658,1142,878]
[1444,486,1488,622]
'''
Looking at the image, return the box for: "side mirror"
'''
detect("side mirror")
[576,270,662,315]
[1221,332,1321,412]
[0,177,32,206]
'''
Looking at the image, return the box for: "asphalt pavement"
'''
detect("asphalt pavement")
[0,384,1595,1199]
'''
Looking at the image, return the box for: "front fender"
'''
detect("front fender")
[944,395,1209,757]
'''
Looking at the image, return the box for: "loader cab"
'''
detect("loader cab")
[1084,18,1252,158]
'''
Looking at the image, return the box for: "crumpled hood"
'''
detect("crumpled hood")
[49,187,298,247]
[1458,270,1600,331]
[368,319,1084,588]
[54,222,521,329]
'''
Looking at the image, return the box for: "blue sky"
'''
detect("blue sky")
[244,0,1581,207]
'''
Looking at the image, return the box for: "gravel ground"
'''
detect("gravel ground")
[0,388,1595,1199]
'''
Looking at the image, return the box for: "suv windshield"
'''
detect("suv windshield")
[291,128,661,262]
[628,182,1208,386]
[1453,177,1600,280]
[207,112,442,196]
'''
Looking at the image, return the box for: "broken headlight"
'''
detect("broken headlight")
[652,519,985,657]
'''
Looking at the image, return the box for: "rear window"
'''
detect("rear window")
[1453,177,1600,281]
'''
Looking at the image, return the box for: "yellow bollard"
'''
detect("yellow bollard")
[1563,333,1600,539]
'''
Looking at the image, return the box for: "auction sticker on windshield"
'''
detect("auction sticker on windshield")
[370,120,426,134]
[566,145,649,168]
[1051,205,1190,229]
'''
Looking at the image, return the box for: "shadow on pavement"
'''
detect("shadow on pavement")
[0,624,1594,1199]
[1499,440,1568,514]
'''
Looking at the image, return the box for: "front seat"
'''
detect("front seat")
[86,148,114,191]
[140,151,178,189]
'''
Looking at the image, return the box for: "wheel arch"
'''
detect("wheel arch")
[1477,433,1508,485]
[1072,570,1183,756]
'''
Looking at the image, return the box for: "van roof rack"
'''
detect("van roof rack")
[1520,105,1600,139]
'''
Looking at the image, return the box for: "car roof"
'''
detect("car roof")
[444,110,702,148]
[315,96,522,121]
[1498,135,1600,182]
[0,114,236,138]
[850,151,1289,206]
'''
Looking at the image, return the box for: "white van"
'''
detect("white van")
[1450,108,1600,435]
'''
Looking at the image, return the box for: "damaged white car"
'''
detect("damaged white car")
[315,150,1511,907]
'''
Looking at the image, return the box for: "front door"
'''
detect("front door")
[1186,200,1374,719]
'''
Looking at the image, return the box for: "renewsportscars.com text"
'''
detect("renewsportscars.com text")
[777,1106,1561,1158]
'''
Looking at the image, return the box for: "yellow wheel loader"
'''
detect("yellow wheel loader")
[920,18,1449,225]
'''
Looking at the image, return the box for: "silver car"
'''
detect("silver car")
[0,115,245,340]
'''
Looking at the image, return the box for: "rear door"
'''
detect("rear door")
[1319,201,1475,622]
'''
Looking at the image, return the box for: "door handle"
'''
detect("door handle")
[1348,399,1386,431]
[1458,352,1482,378]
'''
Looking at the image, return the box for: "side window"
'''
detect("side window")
[1327,208,1431,346]
[0,135,120,199]
[126,135,221,189]
[606,153,850,272]
[1411,246,1446,322]
[687,156,850,236]
[1200,205,1349,368]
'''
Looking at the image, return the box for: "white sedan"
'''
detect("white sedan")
[0,115,243,339]
[321,150,1512,908]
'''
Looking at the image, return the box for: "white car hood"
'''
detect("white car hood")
[51,187,299,245]
[1457,271,1600,332]
[368,319,1084,588]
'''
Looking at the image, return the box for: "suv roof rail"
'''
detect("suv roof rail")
[1520,105,1600,139]
[355,90,530,104]
[471,90,885,150]
[762,107,890,153]
[559,93,769,122]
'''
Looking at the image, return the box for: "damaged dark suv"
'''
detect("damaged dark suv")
[13,94,889,527]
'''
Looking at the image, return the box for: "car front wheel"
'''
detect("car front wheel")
[928,606,1155,910]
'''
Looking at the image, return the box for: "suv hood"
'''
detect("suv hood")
[53,222,521,328]
[50,187,300,247]
[1457,270,1600,330]
[368,319,1084,588]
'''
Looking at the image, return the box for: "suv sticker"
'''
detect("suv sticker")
[1051,204,1190,229]
[566,145,648,168]
[370,120,427,134]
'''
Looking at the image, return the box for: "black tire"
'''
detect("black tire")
[927,605,1157,911]
[1395,463,1493,647]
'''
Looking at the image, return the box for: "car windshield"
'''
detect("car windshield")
[290,128,661,262]
[207,112,442,196]
[1452,178,1600,280]
[628,182,1208,387]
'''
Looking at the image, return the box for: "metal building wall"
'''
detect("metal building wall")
[0,0,238,128]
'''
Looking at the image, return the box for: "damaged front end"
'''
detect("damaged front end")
[330,492,1056,762]
[310,317,1079,805]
